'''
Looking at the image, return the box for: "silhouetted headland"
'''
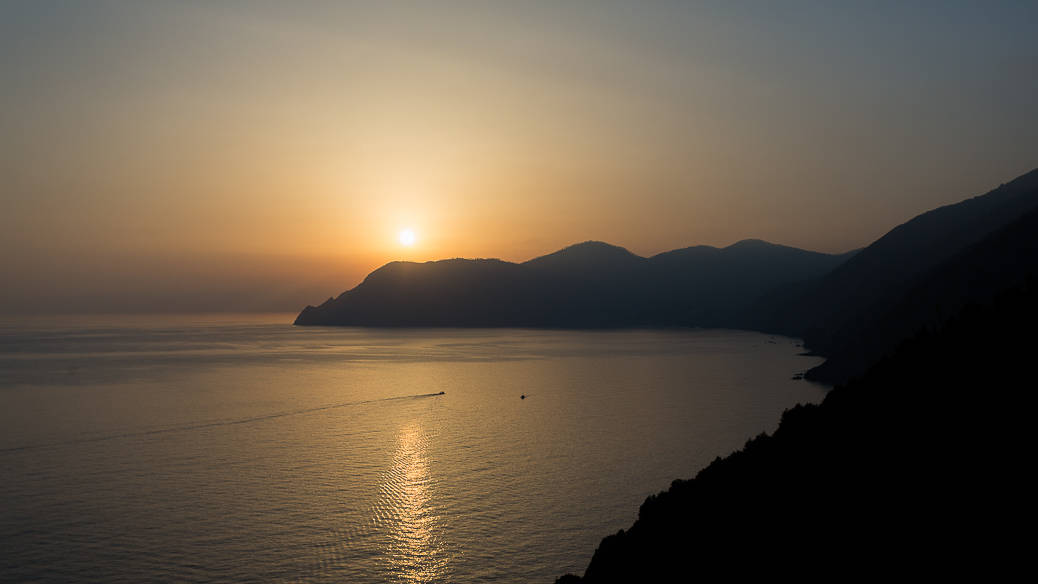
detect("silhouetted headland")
[297,168,1038,375]
[295,240,854,328]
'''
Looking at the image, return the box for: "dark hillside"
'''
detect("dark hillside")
[556,278,1037,581]
[756,167,1038,351]
[808,204,1038,382]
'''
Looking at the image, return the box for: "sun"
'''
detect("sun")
[398,228,417,246]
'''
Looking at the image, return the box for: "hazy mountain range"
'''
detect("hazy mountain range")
[298,167,1038,386]
[295,240,855,328]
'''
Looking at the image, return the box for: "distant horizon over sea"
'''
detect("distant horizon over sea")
[1,317,825,583]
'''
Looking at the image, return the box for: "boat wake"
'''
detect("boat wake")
[0,391,446,454]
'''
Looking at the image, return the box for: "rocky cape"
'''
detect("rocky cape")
[295,239,855,328]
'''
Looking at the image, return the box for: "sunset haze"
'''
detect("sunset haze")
[3,1,1036,313]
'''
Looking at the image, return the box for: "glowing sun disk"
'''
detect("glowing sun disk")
[399,229,417,246]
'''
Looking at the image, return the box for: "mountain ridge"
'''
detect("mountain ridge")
[554,208,1038,581]
[298,167,1038,383]
[295,239,852,327]
[552,166,1038,581]
[755,167,1038,347]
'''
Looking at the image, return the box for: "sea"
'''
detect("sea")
[0,314,826,583]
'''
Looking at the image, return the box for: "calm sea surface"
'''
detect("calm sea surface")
[0,315,825,583]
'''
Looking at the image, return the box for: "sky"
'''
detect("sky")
[2,0,1036,314]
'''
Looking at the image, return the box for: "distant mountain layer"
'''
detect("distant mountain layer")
[296,166,1038,385]
[294,240,855,327]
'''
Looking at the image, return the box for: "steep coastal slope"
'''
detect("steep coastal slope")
[808,204,1038,382]
[555,208,1038,582]
[753,167,1038,360]
[295,240,851,327]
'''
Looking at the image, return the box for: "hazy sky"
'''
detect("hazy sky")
[2,1,1036,313]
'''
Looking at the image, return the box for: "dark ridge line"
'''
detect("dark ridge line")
[0,391,445,455]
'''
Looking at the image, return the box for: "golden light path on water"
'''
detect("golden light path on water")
[0,324,828,583]
[375,421,450,583]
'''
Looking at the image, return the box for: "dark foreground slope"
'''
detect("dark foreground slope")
[295,240,852,327]
[557,278,1037,579]
[754,167,1038,368]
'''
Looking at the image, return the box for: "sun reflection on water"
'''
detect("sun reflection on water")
[374,421,450,583]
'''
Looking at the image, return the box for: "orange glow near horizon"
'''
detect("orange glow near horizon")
[3,2,1035,314]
